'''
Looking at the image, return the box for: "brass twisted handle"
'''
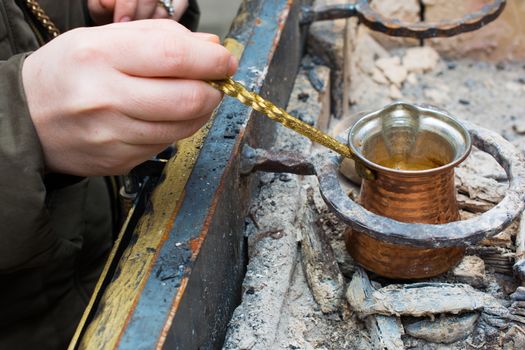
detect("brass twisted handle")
[208,78,375,179]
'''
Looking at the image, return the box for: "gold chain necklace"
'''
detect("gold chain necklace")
[25,0,372,179]
[23,0,61,38]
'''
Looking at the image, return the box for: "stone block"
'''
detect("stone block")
[424,0,525,62]
[366,0,421,49]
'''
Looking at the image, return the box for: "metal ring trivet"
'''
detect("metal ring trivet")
[318,120,525,248]
[241,118,525,249]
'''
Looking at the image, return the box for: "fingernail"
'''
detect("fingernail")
[120,16,131,22]
[228,56,238,76]
[193,32,220,43]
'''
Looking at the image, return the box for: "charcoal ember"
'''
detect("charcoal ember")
[510,302,525,317]
[511,301,525,309]
[452,255,486,288]
[338,158,362,185]
[513,122,525,135]
[514,212,525,282]
[329,238,356,278]
[346,269,404,350]
[423,84,450,105]
[403,312,479,344]
[455,167,506,212]
[481,313,509,330]
[459,148,507,181]
[371,67,389,85]
[480,220,517,248]
[300,186,345,314]
[402,46,440,74]
[375,56,408,87]
[347,270,512,319]
[511,287,525,302]
[457,193,495,213]
[389,85,403,99]
[366,315,405,350]
[503,325,525,349]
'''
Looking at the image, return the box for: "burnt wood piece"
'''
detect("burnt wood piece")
[301,0,506,39]
[511,287,525,302]
[514,212,525,282]
[347,272,525,325]
[346,268,404,350]
[404,313,479,344]
[300,186,344,314]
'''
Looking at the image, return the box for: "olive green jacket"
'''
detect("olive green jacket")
[0,1,199,349]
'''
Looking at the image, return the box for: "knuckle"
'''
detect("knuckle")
[183,84,208,116]
[72,84,114,114]
[69,37,105,65]
[179,117,209,139]
[99,158,127,175]
[162,37,187,72]
[121,0,137,8]
[214,50,231,76]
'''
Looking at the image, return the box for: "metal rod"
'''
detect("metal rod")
[208,78,375,180]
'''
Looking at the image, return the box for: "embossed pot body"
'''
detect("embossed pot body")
[345,103,472,279]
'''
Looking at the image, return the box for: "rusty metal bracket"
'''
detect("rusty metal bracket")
[240,144,316,176]
[301,0,506,39]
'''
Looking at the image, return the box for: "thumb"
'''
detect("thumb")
[87,0,117,24]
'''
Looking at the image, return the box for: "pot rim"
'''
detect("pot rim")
[348,102,473,176]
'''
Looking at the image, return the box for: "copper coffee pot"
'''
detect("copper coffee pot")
[345,102,472,279]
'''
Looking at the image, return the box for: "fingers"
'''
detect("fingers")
[78,142,172,176]
[113,0,138,22]
[87,0,116,24]
[116,114,210,145]
[116,77,223,122]
[81,110,210,146]
[152,5,168,19]
[134,0,159,20]
[89,0,189,24]
[192,32,221,43]
[171,0,189,21]
[101,24,237,79]
[113,0,176,22]
[106,17,191,33]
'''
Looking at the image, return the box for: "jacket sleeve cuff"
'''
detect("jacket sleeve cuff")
[0,53,57,271]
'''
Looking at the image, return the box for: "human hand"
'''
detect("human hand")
[22,20,236,176]
[87,0,189,24]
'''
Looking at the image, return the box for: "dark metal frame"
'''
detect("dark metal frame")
[78,1,313,349]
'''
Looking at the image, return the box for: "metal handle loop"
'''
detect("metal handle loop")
[303,0,506,39]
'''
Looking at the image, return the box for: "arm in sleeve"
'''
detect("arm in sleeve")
[0,53,60,272]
